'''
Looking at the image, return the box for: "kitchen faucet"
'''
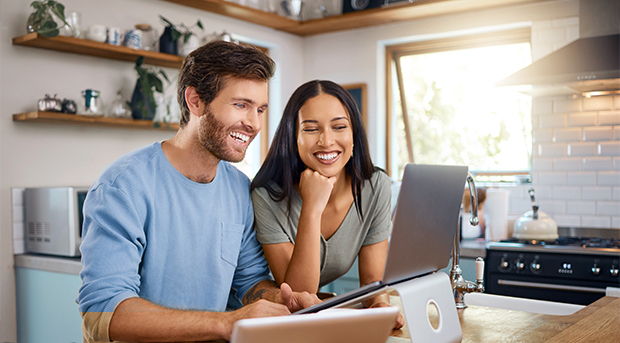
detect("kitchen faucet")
[449,173,485,308]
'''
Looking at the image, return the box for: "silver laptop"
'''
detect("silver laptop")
[295,163,468,314]
[231,307,399,343]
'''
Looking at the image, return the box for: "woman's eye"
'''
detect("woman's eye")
[334,125,347,130]
[302,128,318,132]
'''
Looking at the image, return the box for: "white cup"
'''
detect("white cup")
[106,27,124,46]
[86,24,106,42]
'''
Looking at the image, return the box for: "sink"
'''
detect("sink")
[463,293,584,315]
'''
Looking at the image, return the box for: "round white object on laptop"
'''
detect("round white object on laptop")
[513,210,558,240]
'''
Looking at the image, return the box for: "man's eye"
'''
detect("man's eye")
[235,103,246,109]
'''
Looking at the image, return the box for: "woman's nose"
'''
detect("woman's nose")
[318,130,334,146]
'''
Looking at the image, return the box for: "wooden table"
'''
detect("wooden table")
[389,295,620,342]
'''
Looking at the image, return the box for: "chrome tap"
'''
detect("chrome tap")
[450,173,485,309]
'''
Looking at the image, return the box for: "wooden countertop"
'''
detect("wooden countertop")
[390,295,620,342]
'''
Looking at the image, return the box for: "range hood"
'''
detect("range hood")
[496,0,620,96]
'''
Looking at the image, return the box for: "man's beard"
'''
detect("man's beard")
[198,106,251,163]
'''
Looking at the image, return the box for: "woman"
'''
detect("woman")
[250,80,403,328]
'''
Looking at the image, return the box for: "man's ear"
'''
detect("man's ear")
[185,87,206,117]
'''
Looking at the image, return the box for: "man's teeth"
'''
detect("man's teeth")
[230,132,249,143]
[316,152,338,160]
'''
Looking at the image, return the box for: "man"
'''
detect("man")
[77,40,320,343]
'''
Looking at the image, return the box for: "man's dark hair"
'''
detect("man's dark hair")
[176,40,276,127]
[250,80,376,219]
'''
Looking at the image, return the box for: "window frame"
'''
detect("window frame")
[384,28,531,178]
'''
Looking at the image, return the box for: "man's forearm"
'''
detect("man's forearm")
[243,279,281,305]
[109,297,232,342]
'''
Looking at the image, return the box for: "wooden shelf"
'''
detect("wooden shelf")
[12,33,184,68]
[13,111,179,131]
[162,0,544,36]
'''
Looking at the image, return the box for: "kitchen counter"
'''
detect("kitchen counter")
[389,294,619,343]
[14,254,81,275]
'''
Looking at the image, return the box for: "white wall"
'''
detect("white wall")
[0,0,305,341]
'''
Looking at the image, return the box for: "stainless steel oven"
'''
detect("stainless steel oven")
[484,237,620,305]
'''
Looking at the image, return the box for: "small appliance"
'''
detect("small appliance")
[24,186,88,257]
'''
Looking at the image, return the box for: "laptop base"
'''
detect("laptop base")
[392,272,462,343]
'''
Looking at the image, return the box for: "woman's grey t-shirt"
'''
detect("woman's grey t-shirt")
[251,170,393,288]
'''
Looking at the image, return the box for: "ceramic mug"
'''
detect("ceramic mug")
[86,24,106,42]
[106,27,124,46]
[124,29,142,49]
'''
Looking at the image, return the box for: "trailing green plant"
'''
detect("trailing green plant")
[132,56,170,120]
[27,0,71,38]
[159,15,204,44]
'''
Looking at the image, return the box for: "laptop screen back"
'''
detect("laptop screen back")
[382,164,468,285]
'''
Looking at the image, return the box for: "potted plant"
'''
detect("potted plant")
[159,15,204,56]
[26,0,71,38]
[130,56,170,120]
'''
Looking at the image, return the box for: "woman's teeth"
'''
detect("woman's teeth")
[230,132,249,143]
[316,152,338,160]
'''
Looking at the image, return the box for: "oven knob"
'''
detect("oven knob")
[611,266,619,277]
[591,265,601,275]
[515,260,525,270]
[500,259,509,269]
[531,262,541,272]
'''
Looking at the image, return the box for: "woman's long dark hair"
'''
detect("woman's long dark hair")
[250,80,375,219]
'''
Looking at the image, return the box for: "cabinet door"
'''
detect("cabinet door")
[16,267,83,343]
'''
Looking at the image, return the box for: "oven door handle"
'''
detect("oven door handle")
[498,280,606,294]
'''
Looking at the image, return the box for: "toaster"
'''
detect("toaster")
[24,187,89,257]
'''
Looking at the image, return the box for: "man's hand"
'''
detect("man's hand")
[277,282,322,312]
[369,301,405,330]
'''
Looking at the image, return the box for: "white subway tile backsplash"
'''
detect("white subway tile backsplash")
[614,126,620,140]
[12,188,24,206]
[567,172,596,185]
[14,240,25,255]
[612,217,620,229]
[582,157,613,171]
[614,157,620,171]
[599,141,620,156]
[566,201,596,215]
[568,112,597,127]
[13,223,24,240]
[599,111,620,125]
[554,99,581,113]
[506,186,527,199]
[538,143,567,157]
[533,129,554,143]
[532,186,552,199]
[582,187,612,200]
[598,171,620,186]
[12,205,23,223]
[583,126,613,141]
[583,96,614,111]
[537,171,567,185]
[553,214,580,227]
[538,200,565,214]
[539,115,567,129]
[552,186,581,200]
[509,199,532,214]
[613,187,620,201]
[615,96,620,110]
[597,202,620,216]
[554,128,581,142]
[581,216,611,228]
[553,158,581,171]
[568,142,597,156]
[533,158,553,171]
[533,100,553,115]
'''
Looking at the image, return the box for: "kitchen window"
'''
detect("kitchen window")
[386,28,533,181]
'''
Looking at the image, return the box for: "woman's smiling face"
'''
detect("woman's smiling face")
[296,93,354,178]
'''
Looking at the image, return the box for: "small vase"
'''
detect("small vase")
[130,82,156,120]
[159,26,178,55]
